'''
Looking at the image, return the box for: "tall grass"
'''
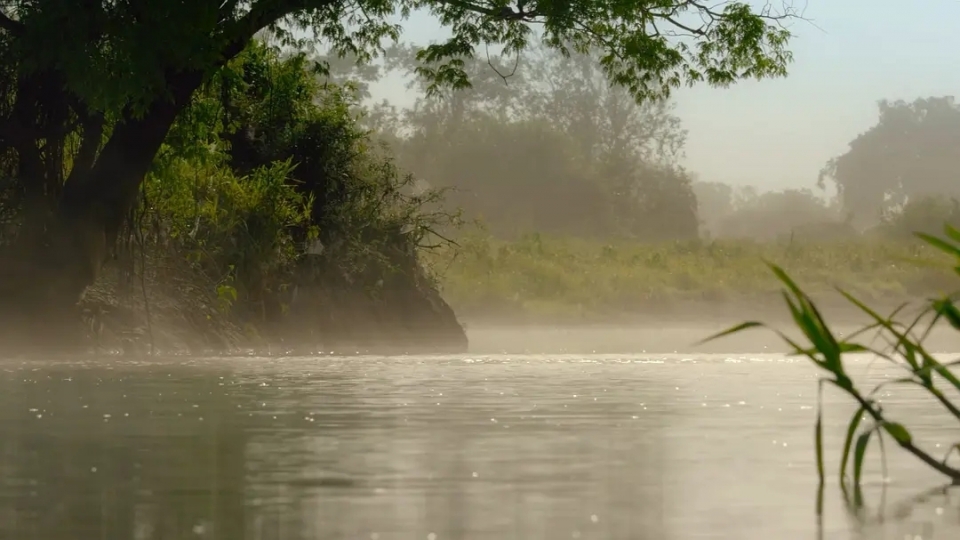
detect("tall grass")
[430,232,954,322]
[704,225,960,513]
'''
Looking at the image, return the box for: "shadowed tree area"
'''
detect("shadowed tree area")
[693,182,845,241]
[819,96,960,229]
[376,43,700,240]
[0,0,796,351]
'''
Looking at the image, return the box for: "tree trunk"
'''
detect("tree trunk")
[0,1,292,348]
[0,70,205,348]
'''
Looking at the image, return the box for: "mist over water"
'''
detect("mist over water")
[1,339,958,539]
[0,44,957,540]
[465,323,960,356]
[2,3,960,539]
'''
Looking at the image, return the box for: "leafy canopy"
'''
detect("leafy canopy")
[376,42,701,240]
[2,0,796,113]
[819,96,960,227]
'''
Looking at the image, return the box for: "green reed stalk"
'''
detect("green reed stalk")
[703,225,960,511]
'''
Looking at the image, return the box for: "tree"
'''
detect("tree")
[819,96,960,229]
[521,43,687,168]
[877,195,960,240]
[692,180,735,234]
[380,43,702,239]
[0,0,796,332]
[721,188,842,241]
[522,42,700,240]
[145,42,466,350]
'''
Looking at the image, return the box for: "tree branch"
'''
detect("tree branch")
[221,0,317,57]
[435,0,537,21]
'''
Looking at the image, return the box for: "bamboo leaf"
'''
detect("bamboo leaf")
[944,224,960,244]
[853,429,872,488]
[882,421,912,445]
[916,232,960,259]
[933,298,960,332]
[698,321,765,345]
[840,405,866,484]
[816,380,825,487]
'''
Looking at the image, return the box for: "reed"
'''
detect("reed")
[704,226,960,512]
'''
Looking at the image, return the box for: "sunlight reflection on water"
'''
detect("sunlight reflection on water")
[0,353,957,539]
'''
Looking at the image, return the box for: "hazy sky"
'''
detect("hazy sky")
[366,0,960,191]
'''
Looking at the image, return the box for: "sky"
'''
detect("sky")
[365,0,960,192]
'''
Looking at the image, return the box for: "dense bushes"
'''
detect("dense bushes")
[106,42,455,337]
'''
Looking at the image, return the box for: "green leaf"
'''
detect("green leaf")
[839,289,923,373]
[868,376,922,398]
[916,232,960,259]
[933,298,960,332]
[944,224,960,243]
[882,422,912,445]
[838,343,869,354]
[932,362,960,394]
[853,429,872,488]
[815,381,825,489]
[767,263,844,371]
[839,405,866,484]
[697,321,764,345]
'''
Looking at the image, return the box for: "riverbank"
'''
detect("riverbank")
[68,250,468,357]
[64,233,958,357]
[433,233,954,326]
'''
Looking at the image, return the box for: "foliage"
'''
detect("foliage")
[705,226,960,511]
[0,0,797,311]
[378,43,700,240]
[819,96,960,228]
[697,185,845,241]
[403,0,795,102]
[433,231,951,321]
[876,196,960,240]
[5,0,796,109]
[125,41,454,323]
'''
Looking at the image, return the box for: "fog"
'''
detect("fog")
[369,0,960,193]
[320,18,960,340]
[4,4,960,538]
[465,322,960,356]
[365,43,855,243]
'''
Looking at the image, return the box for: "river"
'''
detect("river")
[1,327,959,539]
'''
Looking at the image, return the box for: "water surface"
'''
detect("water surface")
[1,352,959,539]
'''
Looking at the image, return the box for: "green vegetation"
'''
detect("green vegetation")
[431,232,955,322]
[112,42,457,349]
[0,1,798,351]
[404,86,960,325]
[707,228,960,511]
[377,42,701,241]
[821,97,960,229]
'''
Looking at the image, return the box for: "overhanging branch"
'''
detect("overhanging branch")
[222,0,317,56]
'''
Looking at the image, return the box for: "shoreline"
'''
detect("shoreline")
[456,296,960,355]
[453,294,932,328]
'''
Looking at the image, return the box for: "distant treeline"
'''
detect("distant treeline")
[328,47,960,243]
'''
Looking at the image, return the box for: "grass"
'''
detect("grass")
[704,225,960,515]
[429,231,956,323]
